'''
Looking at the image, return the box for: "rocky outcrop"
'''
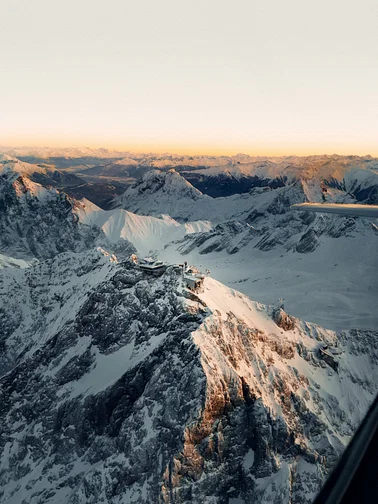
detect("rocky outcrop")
[0,173,135,261]
[177,220,260,255]
[0,173,99,260]
[0,256,377,504]
[273,308,296,331]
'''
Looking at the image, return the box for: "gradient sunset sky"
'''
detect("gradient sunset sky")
[1,0,377,155]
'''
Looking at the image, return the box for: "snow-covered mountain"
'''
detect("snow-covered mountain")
[112,168,375,255]
[4,162,374,331]
[4,149,377,204]
[111,169,305,223]
[0,152,378,504]
[1,150,377,504]
[0,250,377,504]
[75,199,212,256]
[112,169,209,221]
[111,169,377,330]
[0,166,210,262]
[181,155,378,202]
[112,164,378,221]
[0,154,46,176]
[0,170,104,260]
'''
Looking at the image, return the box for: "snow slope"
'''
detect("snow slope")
[165,228,378,331]
[0,154,46,176]
[74,198,211,256]
[0,254,377,503]
[111,169,378,331]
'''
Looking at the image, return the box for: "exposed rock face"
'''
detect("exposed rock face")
[0,173,101,260]
[177,220,261,255]
[273,308,296,331]
[296,229,319,254]
[0,255,377,504]
[0,172,135,262]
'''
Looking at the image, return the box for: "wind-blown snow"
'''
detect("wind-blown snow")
[0,253,34,269]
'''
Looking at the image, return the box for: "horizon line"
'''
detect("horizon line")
[1,143,377,159]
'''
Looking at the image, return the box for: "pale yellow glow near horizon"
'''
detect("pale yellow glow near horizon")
[1,0,378,157]
[3,137,377,158]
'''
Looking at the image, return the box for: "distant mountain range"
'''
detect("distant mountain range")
[2,148,377,203]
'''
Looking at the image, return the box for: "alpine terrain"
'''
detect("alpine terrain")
[0,153,377,504]
[111,164,378,331]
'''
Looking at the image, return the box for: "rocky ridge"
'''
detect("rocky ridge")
[0,170,136,262]
[0,251,377,504]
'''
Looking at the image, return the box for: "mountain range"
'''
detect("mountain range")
[0,150,377,504]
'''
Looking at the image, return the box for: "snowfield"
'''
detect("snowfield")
[75,198,212,256]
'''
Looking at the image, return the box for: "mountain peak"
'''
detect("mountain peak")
[0,173,106,261]
[139,168,203,195]
[0,155,46,177]
[112,169,208,220]
[0,257,376,503]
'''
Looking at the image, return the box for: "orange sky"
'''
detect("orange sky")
[3,136,377,158]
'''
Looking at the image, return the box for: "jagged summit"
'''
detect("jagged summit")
[0,253,376,503]
[112,169,209,219]
[0,173,105,260]
[0,171,210,262]
[138,168,204,196]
